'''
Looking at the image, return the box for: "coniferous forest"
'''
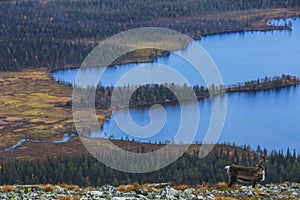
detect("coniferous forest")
[1,144,300,186]
[1,0,300,71]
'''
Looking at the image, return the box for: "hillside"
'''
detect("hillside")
[1,143,300,186]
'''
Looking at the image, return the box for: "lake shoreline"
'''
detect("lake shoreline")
[3,15,298,159]
[50,15,300,155]
[49,10,300,74]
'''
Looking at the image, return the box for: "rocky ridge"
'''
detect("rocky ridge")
[0,182,300,199]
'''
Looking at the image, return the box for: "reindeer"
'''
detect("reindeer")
[225,156,266,188]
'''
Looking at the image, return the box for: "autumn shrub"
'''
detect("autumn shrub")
[141,184,160,193]
[43,184,55,192]
[59,184,79,191]
[174,184,189,191]
[118,183,139,192]
[85,186,96,191]
[0,185,15,192]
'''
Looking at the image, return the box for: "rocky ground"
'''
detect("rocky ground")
[0,182,300,199]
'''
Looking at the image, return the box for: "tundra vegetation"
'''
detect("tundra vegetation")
[0,69,110,151]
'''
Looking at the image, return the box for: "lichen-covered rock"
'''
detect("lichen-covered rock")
[160,186,179,199]
[54,186,67,194]
[15,185,44,194]
[1,183,300,199]
[176,188,196,200]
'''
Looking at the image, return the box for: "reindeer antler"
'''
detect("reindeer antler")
[257,153,267,166]
[263,154,268,163]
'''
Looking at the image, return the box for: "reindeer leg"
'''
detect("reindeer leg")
[252,181,256,188]
[228,176,236,187]
[228,180,234,187]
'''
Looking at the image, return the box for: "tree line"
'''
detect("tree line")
[0,143,299,186]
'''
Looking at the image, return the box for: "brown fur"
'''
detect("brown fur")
[225,165,265,188]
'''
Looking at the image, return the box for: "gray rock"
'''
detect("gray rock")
[91,190,103,196]
[15,185,43,194]
[135,188,147,196]
[100,185,118,195]
[3,183,300,199]
[84,190,105,199]
[196,195,204,200]
[135,194,149,199]
[180,188,196,199]
[247,191,254,197]
[292,191,299,196]
[160,186,179,199]
[153,194,162,199]
[111,197,128,200]
[54,186,67,194]
[149,183,171,188]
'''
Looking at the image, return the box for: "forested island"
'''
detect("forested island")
[65,74,300,109]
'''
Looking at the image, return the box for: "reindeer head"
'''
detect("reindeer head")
[256,154,267,168]
[255,155,267,181]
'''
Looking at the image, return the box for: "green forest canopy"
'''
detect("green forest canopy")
[1,0,300,71]
[1,144,299,186]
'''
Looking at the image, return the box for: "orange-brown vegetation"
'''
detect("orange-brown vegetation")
[58,196,80,200]
[174,184,189,191]
[214,195,251,200]
[0,185,15,192]
[43,184,55,192]
[59,184,79,191]
[118,182,139,192]
[0,68,110,158]
[85,186,96,191]
[141,184,161,193]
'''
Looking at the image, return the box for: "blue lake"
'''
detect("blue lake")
[53,18,300,152]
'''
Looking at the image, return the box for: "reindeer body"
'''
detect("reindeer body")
[225,165,265,188]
